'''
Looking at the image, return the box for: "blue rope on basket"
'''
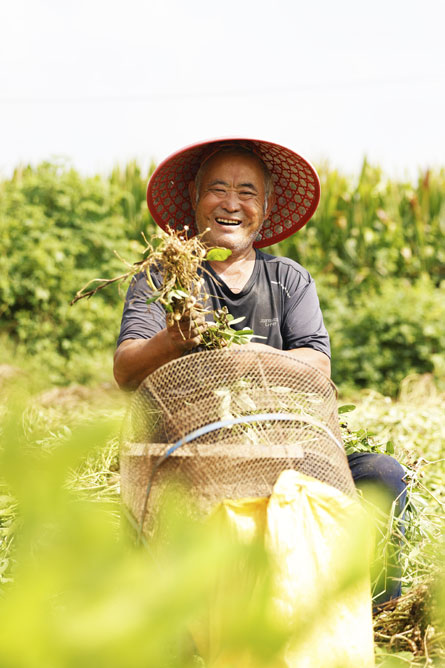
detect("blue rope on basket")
[137,412,343,540]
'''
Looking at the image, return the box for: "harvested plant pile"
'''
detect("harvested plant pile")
[373,580,445,664]
[72,228,255,348]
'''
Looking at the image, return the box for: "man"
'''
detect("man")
[114,138,406,604]
[114,139,330,389]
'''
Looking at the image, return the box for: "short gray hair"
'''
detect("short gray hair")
[194,146,273,213]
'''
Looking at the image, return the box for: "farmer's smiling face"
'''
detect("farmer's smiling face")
[189,151,274,254]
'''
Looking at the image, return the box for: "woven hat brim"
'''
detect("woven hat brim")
[147,137,320,248]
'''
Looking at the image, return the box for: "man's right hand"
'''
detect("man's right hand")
[166,310,207,352]
[113,310,207,390]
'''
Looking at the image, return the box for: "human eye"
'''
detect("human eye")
[239,190,255,199]
[209,186,226,196]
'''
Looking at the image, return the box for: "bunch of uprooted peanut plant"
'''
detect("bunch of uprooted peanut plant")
[71,227,255,349]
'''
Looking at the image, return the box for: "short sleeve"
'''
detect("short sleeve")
[116,271,166,347]
[281,270,331,358]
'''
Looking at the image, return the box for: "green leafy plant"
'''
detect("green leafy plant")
[72,227,260,350]
[270,161,445,292]
[2,159,444,391]
[0,160,156,384]
[200,306,256,348]
[321,276,445,396]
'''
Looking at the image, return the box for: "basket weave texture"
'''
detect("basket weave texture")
[120,349,355,535]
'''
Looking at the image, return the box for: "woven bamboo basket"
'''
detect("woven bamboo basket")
[120,349,355,536]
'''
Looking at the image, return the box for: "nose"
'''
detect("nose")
[221,190,240,213]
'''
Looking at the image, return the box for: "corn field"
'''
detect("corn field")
[272,161,445,291]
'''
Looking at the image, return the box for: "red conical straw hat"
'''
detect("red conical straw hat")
[147,137,320,248]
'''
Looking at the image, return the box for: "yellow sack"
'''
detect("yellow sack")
[192,470,375,668]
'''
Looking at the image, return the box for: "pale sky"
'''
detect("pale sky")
[1,0,444,180]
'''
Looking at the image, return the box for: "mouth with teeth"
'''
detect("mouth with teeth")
[215,217,242,226]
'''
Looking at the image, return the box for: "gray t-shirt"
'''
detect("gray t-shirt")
[116,250,330,357]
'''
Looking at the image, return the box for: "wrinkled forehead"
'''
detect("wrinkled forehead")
[196,147,271,186]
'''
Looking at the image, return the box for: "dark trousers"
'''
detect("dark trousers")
[347,452,407,605]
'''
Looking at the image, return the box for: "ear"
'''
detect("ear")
[264,190,275,220]
[188,181,197,211]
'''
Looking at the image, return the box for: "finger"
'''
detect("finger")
[180,315,206,329]
[186,324,207,341]
[179,316,206,334]
[184,335,202,350]
[168,321,205,343]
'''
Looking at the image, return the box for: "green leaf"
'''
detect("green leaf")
[338,404,356,414]
[228,316,246,326]
[386,440,395,454]
[234,336,250,344]
[146,292,161,305]
[205,247,232,262]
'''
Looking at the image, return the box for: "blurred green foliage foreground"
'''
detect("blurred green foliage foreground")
[0,159,444,394]
[0,379,281,667]
[0,378,376,668]
[0,372,444,667]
